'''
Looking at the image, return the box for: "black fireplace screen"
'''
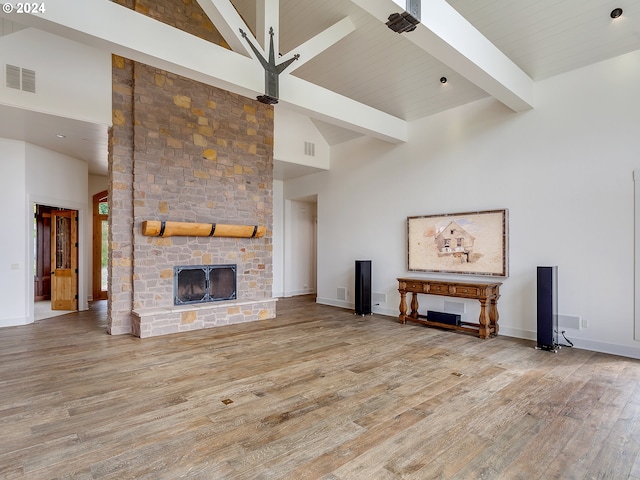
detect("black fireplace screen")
[174,264,237,305]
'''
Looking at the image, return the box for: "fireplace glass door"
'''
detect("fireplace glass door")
[209,266,236,300]
[175,265,236,305]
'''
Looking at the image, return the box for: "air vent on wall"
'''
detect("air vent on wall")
[5,64,20,89]
[5,64,36,93]
[21,68,35,93]
[304,141,315,157]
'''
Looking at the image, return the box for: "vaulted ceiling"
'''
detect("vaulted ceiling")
[1,0,639,174]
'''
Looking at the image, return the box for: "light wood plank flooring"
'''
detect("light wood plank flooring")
[1,295,639,479]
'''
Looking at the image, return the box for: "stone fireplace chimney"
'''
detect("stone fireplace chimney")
[107,0,276,338]
[108,59,276,337]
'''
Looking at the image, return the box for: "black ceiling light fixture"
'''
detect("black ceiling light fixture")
[387,0,421,33]
[610,7,623,18]
[440,77,447,84]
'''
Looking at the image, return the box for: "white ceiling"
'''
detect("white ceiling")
[0,103,110,175]
[1,0,639,179]
[273,0,640,121]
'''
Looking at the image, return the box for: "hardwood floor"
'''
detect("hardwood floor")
[1,295,639,479]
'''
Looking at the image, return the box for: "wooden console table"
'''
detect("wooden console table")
[397,278,502,339]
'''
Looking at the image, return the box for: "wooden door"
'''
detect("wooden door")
[34,205,52,300]
[92,191,108,301]
[51,209,78,310]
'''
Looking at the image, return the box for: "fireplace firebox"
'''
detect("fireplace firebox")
[174,264,237,305]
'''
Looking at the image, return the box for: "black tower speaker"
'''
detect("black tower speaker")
[355,260,372,316]
[537,266,558,351]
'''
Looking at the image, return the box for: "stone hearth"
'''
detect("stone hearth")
[132,297,277,338]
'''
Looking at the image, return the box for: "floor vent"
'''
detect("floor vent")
[5,64,35,93]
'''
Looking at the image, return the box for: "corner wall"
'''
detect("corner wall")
[285,50,640,358]
[0,27,111,125]
[0,139,90,328]
[0,139,27,326]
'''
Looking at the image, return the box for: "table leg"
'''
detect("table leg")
[410,292,419,319]
[478,298,490,339]
[398,290,407,324]
[489,297,499,335]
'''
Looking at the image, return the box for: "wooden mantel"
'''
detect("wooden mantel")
[142,220,266,238]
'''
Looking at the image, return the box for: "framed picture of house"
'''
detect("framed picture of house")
[407,209,508,277]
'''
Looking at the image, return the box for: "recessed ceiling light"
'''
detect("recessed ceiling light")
[56,134,66,138]
[440,77,447,84]
[610,7,623,19]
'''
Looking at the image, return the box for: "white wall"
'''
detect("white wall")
[272,179,284,297]
[0,139,90,327]
[89,175,108,198]
[284,50,640,359]
[0,139,27,326]
[26,142,90,319]
[274,106,330,169]
[283,198,317,297]
[0,28,111,124]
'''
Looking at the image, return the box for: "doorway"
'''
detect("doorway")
[92,190,108,301]
[34,204,78,319]
[283,197,317,297]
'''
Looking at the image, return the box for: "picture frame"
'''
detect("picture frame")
[407,209,508,277]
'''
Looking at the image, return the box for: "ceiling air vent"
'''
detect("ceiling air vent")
[5,64,20,90]
[5,64,36,93]
[304,141,315,157]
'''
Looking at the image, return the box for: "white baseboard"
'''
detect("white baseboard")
[497,326,537,341]
[316,298,398,317]
[372,305,400,317]
[0,317,28,328]
[283,288,315,298]
[558,337,640,360]
[497,327,640,359]
[316,297,351,309]
[316,299,640,360]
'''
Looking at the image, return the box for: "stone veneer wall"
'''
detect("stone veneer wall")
[109,59,275,337]
[113,0,225,47]
[108,56,135,335]
[107,1,275,337]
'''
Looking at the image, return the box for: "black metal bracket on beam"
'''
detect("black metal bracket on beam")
[386,0,421,34]
[240,27,299,105]
[386,11,420,33]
